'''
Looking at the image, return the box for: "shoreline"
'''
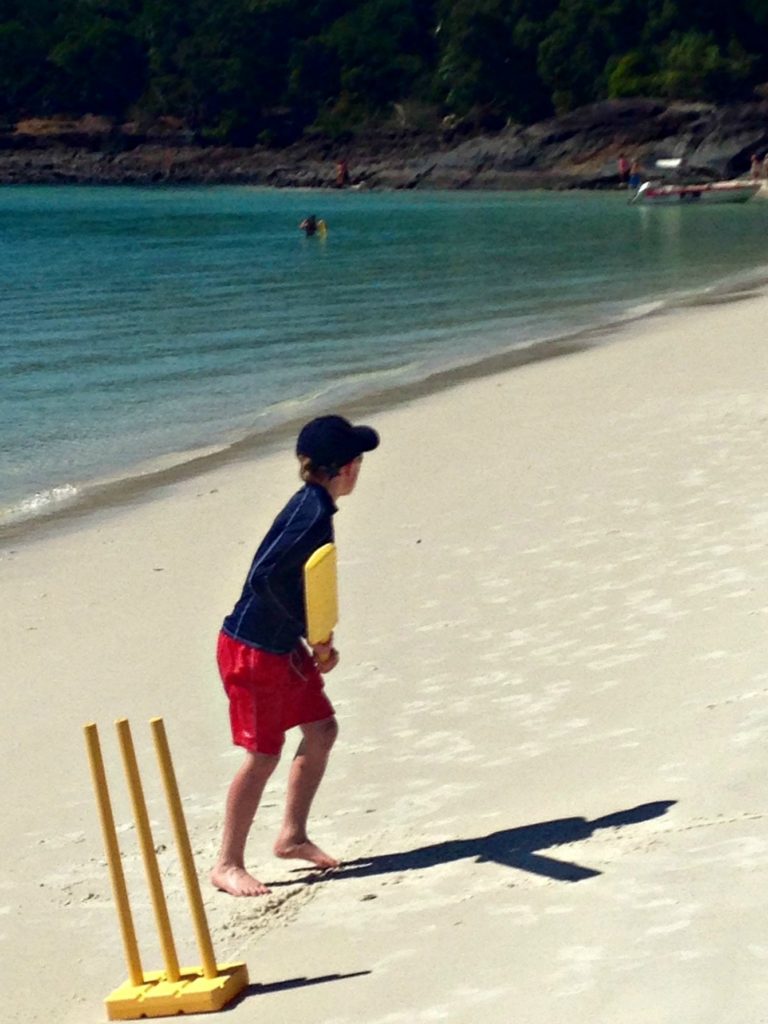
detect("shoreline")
[4,98,768,190]
[4,259,768,549]
[2,287,768,1022]
[0,332,591,546]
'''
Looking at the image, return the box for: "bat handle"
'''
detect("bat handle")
[314,635,333,663]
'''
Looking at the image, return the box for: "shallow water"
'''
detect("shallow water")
[2,185,768,526]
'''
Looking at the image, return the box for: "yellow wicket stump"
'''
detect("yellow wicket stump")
[84,717,249,1020]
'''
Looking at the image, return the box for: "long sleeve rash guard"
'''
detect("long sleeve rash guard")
[221,482,337,654]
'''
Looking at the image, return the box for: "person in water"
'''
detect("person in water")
[299,214,327,237]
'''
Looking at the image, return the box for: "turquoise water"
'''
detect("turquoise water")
[3,185,768,528]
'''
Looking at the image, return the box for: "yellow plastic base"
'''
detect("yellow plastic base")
[105,962,249,1019]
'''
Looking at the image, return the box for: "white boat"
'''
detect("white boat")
[633,179,760,205]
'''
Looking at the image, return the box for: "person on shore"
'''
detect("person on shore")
[750,154,761,182]
[336,158,350,188]
[617,153,630,186]
[211,415,380,897]
[628,159,644,190]
[299,214,327,237]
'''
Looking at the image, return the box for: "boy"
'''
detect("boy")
[211,414,379,897]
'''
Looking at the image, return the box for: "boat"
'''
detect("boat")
[632,179,761,205]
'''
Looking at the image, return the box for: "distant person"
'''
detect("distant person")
[211,415,380,897]
[628,159,643,190]
[750,154,761,182]
[336,158,350,188]
[617,153,630,186]
[299,215,327,237]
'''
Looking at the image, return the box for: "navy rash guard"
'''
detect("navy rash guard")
[221,482,337,654]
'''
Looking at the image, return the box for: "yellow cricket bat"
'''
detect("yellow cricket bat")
[304,543,338,648]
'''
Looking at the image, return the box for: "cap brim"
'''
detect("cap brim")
[352,426,379,453]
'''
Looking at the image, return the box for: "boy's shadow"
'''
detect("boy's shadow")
[273,800,676,886]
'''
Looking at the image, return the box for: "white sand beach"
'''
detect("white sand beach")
[2,290,768,1023]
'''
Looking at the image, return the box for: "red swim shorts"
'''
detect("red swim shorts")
[216,631,335,756]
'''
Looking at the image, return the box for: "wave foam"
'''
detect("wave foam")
[2,483,81,524]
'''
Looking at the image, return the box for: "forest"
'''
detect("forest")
[2,0,768,144]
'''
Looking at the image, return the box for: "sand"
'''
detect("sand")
[2,290,768,1023]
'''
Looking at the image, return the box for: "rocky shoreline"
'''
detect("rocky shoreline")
[2,99,768,189]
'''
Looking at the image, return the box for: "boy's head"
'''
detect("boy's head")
[296,415,379,490]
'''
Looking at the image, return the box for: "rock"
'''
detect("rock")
[1,100,768,187]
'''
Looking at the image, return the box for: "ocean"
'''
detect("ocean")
[2,184,768,534]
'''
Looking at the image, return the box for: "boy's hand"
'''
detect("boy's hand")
[312,639,339,673]
[317,648,339,673]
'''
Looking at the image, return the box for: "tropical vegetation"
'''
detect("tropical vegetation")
[1,0,767,143]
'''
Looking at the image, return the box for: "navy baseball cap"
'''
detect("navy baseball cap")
[296,415,379,472]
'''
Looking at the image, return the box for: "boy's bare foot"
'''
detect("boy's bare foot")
[273,838,339,869]
[210,864,271,897]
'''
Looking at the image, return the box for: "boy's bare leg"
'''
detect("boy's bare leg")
[274,717,339,869]
[211,750,279,896]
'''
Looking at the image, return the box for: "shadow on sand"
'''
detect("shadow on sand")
[270,800,676,887]
[243,970,370,996]
[232,803,675,1010]
[225,971,371,1012]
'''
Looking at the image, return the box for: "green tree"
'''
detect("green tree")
[49,16,147,116]
[606,49,654,98]
[537,0,650,112]
[288,35,342,127]
[653,30,756,100]
[137,0,301,141]
[436,0,555,122]
[0,0,66,116]
[323,0,436,112]
[0,20,42,114]
[3,0,768,138]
